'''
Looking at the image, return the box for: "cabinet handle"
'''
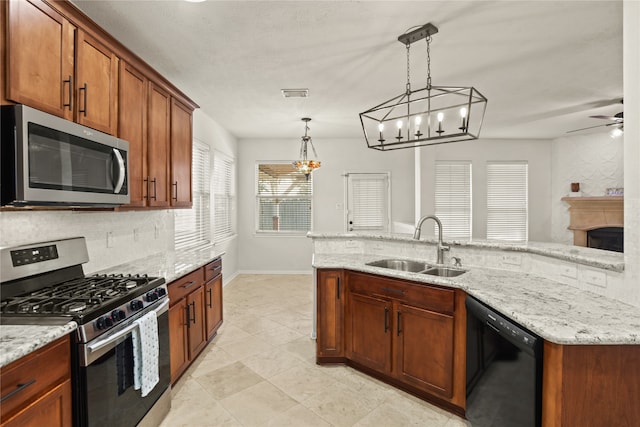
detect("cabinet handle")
[397,311,402,336]
[185,304,191,329]
[336,276,341,300]
[383,287,405,295]
[151,178,157,200]
[63,75,73,110]
[79,83,88,116]
[191,301,196,324]
[172,181,178,201]
[384,307,389,333]
[207,288,213,308]
[0,379,36,403]
[181,281,196,289]
[143,177,149,200]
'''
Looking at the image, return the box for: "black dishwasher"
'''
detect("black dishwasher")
[465,296,543,427]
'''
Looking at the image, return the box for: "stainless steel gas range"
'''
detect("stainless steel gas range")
[0,237,171,427]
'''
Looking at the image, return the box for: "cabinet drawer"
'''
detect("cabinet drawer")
[168,268,204,303]
[348,272,454,314]
[204,258,222,283]
[0,335,70,421]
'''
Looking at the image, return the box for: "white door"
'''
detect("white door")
[345,173,390,232]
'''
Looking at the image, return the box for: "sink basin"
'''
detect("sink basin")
[422,267,467,277]
[366,259,430,273]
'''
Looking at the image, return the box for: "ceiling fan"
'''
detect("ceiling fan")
[567,99,624,134]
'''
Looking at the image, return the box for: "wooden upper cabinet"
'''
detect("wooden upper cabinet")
[147,82,171,207]
[75,29,118,135]
[5,0,75,120]
[118,61,148,207]
[170,99,193,207]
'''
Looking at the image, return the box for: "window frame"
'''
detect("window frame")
[212,150,235,243]
[254,161,314,236]
[434,160,473,240]
[344,172,391,233]
[486,160,529,241]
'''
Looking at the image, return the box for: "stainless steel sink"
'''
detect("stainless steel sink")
[366,259,430,273]
[422,267,467,277]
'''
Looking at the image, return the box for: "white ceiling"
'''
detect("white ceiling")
[71,0,623,141]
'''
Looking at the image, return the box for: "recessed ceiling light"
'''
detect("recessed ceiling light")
[281,89,309,98]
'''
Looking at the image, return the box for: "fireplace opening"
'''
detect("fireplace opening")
[587,227,623,253]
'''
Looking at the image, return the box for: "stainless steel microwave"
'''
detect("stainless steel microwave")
[1,105,129,207]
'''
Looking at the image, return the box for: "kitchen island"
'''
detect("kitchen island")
[310,232,640,427]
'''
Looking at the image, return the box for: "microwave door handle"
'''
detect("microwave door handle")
[112,148,126,193]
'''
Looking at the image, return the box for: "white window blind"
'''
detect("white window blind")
[435,161,472,239]
[175,141,211,250]
[256,163,312,234]
[487,161,528,241]
[213,151,234,242]
[346,173,389,232]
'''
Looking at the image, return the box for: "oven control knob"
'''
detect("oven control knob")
[130,300,143,311]
[96,317,106,330]
[146,291,158,302]
[111,310,126,321]
[156,288,167,297]
[104,317,113,327]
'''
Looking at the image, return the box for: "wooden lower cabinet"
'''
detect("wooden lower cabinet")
[542,342,640,427]
[205,273,223,341]
[318,269,465,415]
[0,335,72,427]
[168,257,223,384]
[316,269,345,360]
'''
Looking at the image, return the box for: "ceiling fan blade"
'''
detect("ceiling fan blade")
[566,123,616,133]
[589,114,623,122]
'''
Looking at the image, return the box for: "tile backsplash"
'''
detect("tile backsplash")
[0,210,174,274]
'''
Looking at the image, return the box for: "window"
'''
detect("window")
[175,141,211,250]
[213,151,235,242]
[434,161,472,239]
[345,173,390,232]
[487,161,528,241]
[256,162,312,234]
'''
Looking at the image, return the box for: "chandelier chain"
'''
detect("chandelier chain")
[426,34,432,90]
[406,43,411,94]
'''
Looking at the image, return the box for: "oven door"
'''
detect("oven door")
[74,299,170,427]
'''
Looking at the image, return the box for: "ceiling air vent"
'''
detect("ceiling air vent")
[281,88,309,98]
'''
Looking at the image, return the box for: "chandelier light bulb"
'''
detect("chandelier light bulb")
[396,120,403,141]
[460,107,467,118]
[459,107,468,131]
[437,112,444,122]
[396,120,403,129]
[378,122,384,132]
[611,127,623,138]
[414,116,423,138]
[378,122,385,142]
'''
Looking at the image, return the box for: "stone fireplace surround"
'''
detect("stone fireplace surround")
[561,196,624,248]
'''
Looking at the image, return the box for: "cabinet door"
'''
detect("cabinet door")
[316,270,344,359]
[6,0,74,120]
[118,61,147,207]
[170,99,193,207]
[168,300,188,384]
[347,292,392,373]
[205,275,223,341]
[2,379,72,427]
[75,29,118,135]
[146,82,170,207]
[394,303,454,398]
[187,286,207,359]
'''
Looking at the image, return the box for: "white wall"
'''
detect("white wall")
[192,110,239,283]
[418,138,553,242]
[550,132,624,245]
[237,137,415,272]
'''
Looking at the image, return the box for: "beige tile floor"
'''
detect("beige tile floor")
[160,274,471,427]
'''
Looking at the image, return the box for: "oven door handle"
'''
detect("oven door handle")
[87,299,169,354]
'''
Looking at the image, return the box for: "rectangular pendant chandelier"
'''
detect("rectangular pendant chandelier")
[359,23,488,151]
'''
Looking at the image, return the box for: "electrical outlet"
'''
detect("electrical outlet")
[133,228,140,242]
[106,231,114,248]
[154,225,160,239]
[582,268,607,288]
[501,253,521,266]
[345,240,358,248]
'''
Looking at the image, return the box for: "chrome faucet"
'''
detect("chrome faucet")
[413,215,449,265]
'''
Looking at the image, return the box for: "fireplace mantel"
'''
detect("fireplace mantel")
[561,196,624,246]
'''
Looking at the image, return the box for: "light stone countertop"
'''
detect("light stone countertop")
[0,247,224,369]
[0,322,77,368]
[312,253,640,345]
[308,232,625,272]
